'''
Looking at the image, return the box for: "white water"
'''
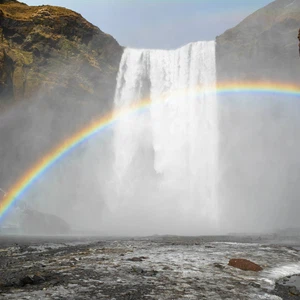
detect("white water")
[105,41,218,235]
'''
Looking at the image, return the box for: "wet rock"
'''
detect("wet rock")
[20,274,45,286]
[289,286,300,296]
[273,274,300,300]
[130,266,158,277]
[127,256,148,262]
[298,28,300,56]
[249,282,260,288]
[2,236,299,299]
[0,274,47,287]
[144,269,158,277]
[70,257,80,262]
[131,266,144,274]
[213,263,225,269]
[228,259,263,271]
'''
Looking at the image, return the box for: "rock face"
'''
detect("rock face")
[298,28,300,55]
[0,0,123,108]
[228,259,263,272]
[21,209,70,235]
[215,0,300,232]
[0,0,123,209]
[216,0,300,82]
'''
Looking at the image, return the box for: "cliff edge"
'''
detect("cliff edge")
[0,0,123,108]
[216,0,300,82]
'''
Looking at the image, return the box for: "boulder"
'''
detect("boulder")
[126,256,148,262]
[21,209,70,235]
[228,259,263,271]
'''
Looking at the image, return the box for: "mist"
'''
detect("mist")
[0,89,114,234]
[2,48,300,236]
[215,0,300,234]
[1,0,300,237]
[218,93,300,233]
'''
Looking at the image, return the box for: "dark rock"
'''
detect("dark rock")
[20,275,35,285]
[298,28,300,56]
[213,263,225,269]
[131,266,144,274]
[228,259,263,271]
[130,266,158,277]
[274,274,300,299]
[249,282,261,288]
[21,209,70,235]
[127,256,148,262]
[289,286,300,296]
[144,270,158,277]
[16,274,45,287]
[70,257,79,262]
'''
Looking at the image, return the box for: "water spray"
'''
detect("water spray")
[0,188,7,197]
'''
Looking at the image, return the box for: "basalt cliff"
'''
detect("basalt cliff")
[0,0,123,218]
[0,0,299,108]
[216,0,300,82]
[0,0,123,109]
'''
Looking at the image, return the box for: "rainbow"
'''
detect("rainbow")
[0,81,300,223]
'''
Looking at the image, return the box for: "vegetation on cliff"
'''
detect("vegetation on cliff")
[0,0,123,215]
[0,0,123,108]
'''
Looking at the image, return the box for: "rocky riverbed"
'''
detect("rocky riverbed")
[0,235,300,299]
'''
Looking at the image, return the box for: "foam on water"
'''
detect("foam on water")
[260,262,300,288]
[2,240,300,299]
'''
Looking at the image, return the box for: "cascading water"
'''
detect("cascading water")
[105,41,218,235]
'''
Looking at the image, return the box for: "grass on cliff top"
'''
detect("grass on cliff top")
[0,1,83,21]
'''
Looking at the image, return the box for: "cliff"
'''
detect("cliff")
[0,0,123,219]
[216,0,300,82]
[298,28,300,54]
[0,0,123,108]
[216,0,300,232]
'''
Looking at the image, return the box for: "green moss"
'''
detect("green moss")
[9,49,33,66]
[58,38,79,57]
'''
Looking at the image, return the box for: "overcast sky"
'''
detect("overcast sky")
[24,0,273,49]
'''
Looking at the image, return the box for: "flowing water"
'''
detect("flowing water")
[104,41,218,235]
[1,236,300,299]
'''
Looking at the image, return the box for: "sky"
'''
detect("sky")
[25,0,274,49]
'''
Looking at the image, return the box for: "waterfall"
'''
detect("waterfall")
[109,41,218,235]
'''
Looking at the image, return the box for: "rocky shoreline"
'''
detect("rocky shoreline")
[273,274,300,299]
[1,235,300,299]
